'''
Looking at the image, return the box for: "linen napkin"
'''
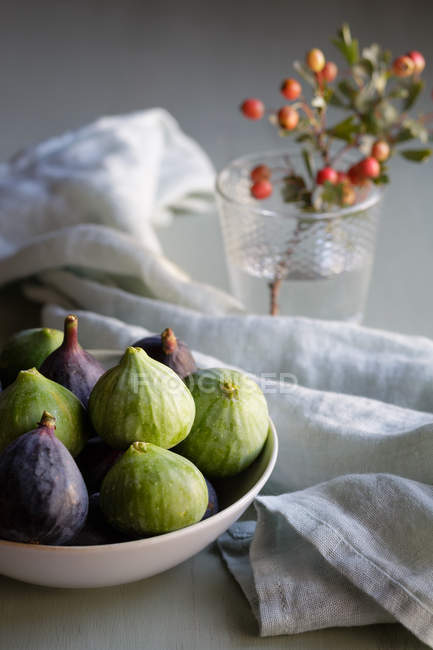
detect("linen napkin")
[218,474,433,645]
[1,110,433,644]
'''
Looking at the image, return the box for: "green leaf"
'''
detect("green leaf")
[332,35,359,65]
[394,127,415,143]
[327,116,359,141]
[328,91,347,108]
[337,79,357,101]
[282,174,307,202]
[403,79,424,111]
[399,148,432,162]
[373,174,390,185]
[301,149,314,181]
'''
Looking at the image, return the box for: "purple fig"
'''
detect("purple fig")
[133,328,197,380]
[0,411,89,545]
[69,493,131,546]
[76,438,123,494]
[40,315,105,407]
[202,478,219,520]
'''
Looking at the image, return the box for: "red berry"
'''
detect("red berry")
[392,55,415,77]
[250,164,271,183]
[278,106,299,130]
[322,61,338,82]
[348,163,364,186]
[407,50,425,74]
[280,78,302,100]
[358,156,380,179]
[371,140,390,162]
[316,166,338,185]
[251,180,272,199]
[306,48,325,72]
[241,98,264,120]
[336,171,349,184]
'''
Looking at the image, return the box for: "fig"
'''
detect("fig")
[39,315,105,407]
[177,368,269,478]
[0,327,63,388]
[89,347,195,450]
[100,442,208,536]
[70,493,130,546]
[0,368,89,456]
[0,411,88,545]
[76,438,123,493]
[203,478,219,520]
[133,328,197,380]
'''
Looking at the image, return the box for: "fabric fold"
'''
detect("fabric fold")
[219,475,433,646]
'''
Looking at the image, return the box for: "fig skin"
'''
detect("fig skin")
[0,368,89,457]
[100,442,208,536]
[177,368,269,478]
[133,328,197,380]
[89,347,195,450]
[76,438,123,494]
[203,478,219,520]
[69,493,131,546]
[0,327,63,388]
[0,411,88,545]
[39,315,105,408]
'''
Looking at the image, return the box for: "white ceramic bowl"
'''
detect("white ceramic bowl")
[0,350,278,589]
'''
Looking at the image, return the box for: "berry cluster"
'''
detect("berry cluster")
[239,25,432,210]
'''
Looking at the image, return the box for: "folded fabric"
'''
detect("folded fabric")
[43,304,433,495]
[218,474,433,647]
[0,109,242,315]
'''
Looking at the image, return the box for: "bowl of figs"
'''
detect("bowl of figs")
[0,316,278,588]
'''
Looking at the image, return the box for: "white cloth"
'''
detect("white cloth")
[0,108,242,315]
[1,110,433,644]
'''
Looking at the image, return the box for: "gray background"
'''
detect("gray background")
[1,0,433,337]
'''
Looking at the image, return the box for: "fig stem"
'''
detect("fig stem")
[64,315,79,349]
[221,381,239,399]
[38,411,56,431]
[161,328,177,355]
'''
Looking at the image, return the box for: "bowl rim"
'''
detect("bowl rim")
[0,419,278,553]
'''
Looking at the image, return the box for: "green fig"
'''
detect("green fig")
[88,347,195,450]
[0,368,89,456]
[100,442,208,536]
[177,368,269,478]
[0,327,63,388]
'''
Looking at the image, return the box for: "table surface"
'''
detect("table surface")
[0,544,428,650]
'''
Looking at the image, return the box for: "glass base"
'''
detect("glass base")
[228,260,373,323]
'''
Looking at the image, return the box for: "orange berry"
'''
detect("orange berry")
[280,78,302,100]
[407,50,425,74]
[306,48,325,72]
[240,98,264,120]
[341,184,356,206]
[392,55,415,77]
[277,106,299,130]
[371,140,390,162]
[322,61,338,82]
